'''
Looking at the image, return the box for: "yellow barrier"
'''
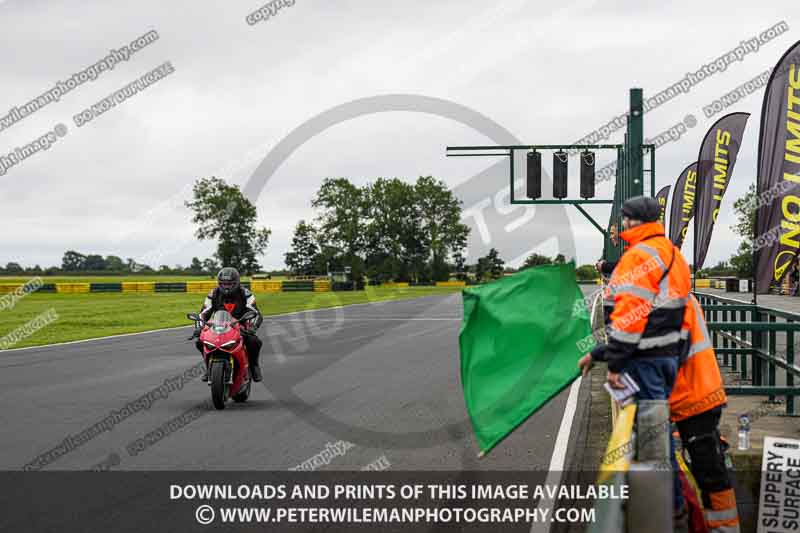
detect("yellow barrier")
[186,281,217,294]
[435,281,466,288]
[695,279,711,288]
[382,282,409,288]
[313,280,331,292]
[0,284,24,294]
[121,282,155,293]
[250,280,282,293]
[597,403,637,484]
[56,283,90,294]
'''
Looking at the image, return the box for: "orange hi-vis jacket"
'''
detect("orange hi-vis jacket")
[670,294,727,422]
[596,221,692,373]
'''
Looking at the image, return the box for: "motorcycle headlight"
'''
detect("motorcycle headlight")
[203,341,216,349]
[220,340,237,349]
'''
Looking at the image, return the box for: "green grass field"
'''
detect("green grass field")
[0,287,462,349]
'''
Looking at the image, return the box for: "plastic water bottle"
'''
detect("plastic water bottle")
[738,414,751,450]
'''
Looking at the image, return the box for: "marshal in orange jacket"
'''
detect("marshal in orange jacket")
[670,294,727,422]
[594,221,692,372]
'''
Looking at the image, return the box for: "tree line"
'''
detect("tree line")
[0,252,224,276]
[284,176,470,283]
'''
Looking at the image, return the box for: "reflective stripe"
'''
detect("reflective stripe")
[609,327,642,344]
[637,330,683,349]
[633,242,667,271]
[654,295,687,309]
[609,283,656,301]
[705,507,739,522]
[688,338,713,357]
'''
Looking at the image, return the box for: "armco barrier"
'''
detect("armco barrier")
[186,281,217,294]
[313,280,331,292]
[251,280,282,293]
[0,284,24,294]
[90,282,122,293]
[56,283,90,294]
[281,280,315,292]
[435,281,466,288]
[154,282,187,293]
[381,282,409,288]
[121,282,155,293]
[0,282,56,293]
[0,278,357,295]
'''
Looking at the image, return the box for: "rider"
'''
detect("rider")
[195,267,264,382]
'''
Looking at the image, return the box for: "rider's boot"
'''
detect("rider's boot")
[250,363,263,382]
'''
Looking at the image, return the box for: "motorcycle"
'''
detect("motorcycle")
[187,309,257,410]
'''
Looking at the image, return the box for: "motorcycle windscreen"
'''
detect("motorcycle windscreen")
[208,310,234,333]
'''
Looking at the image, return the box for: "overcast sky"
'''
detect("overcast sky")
[1,0,798,271]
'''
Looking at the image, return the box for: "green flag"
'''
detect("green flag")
[459,262,592,455]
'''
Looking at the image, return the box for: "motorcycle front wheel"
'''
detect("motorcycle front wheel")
[210,360,228,410]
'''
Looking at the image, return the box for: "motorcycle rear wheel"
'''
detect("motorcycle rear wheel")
[210,360,228,410]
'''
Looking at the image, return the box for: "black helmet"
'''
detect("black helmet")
[621,196,660,223]
[217,267,240,297]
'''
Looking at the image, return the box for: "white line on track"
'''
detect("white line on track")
[530,376,582,533]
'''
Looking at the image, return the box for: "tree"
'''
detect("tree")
[5,262,23,273]
[202,257,219,275]
[185,177,271,274]
[576,264,597,280]
[363,178,419,282]
[730,184,756,278]
[487,248,505,279]
[554,254,566,264]
[312,178,367,280]
[84,254,107,270]
[475,248,504,282]
[105,255,125,271]
[452,234,468,281]
[521,253,553,269]
[189,257,204,274]
[474,257,489,282]
[285,220,320,275]
[414,176,469,282]
[732,183,756,244]
[730,242,754,278]
[62,250,87,271]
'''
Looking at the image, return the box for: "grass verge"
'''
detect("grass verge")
[0,287,462,349]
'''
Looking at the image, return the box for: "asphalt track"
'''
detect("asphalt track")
[0,291,593,473]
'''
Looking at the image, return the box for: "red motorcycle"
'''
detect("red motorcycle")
[187,309,256,410]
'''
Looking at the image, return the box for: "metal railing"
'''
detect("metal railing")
[695,291,799,414]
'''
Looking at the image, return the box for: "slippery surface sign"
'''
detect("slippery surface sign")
[759,436,800,533]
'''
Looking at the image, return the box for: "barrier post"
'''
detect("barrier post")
[627,400,672,533]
